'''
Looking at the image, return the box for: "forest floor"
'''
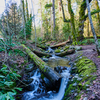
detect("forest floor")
[67,44,100,100]
[0,41,100,100]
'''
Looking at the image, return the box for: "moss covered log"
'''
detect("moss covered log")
[55,49,75,57]
[50,39,71,48]
[33,49,52,57]
[21,44,62,89]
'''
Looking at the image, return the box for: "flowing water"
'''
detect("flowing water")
[22,47,71,100]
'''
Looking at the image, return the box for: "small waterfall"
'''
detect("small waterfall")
[22,69,46,100]
[48,47,57,58]
[37,68,71,100]
[22,47,71,100]
[22,67,71,100]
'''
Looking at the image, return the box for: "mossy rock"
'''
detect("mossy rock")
[46,44,50,46]
[63,46,70,51]
[55,49,61,53]
[58,47,61,49]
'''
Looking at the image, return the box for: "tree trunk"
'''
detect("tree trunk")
[87,17,90,37]
[95,0,100,33]
[60,0,66,22]
[26,0,29,21]
[40,0,43,38]
[31,0,37,49]
[21,44,62,89]
[52,0,56,38]
[21,0,26,41]
[5,0,11,45]
[86,0,100,55]
[67,0,77,44]
[77,0,92,41]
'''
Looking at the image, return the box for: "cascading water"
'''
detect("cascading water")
[22,47,71,100]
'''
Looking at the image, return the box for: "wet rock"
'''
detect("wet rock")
[69,62,74,66]
[74,93,78,96]
[74,74,79,79]
[72,67,77,70]
[86,88,91,91]
[22,78,33,84]
[86,84,89,87]
[75,46,82,51]
[42,58,48,62]
[71,90,74,93]
[25,63,34,73]
[77,77,82,81]
[54,66,67,73]
[73,82,77,86]
[69,46,75,49]
[83,97,88,100]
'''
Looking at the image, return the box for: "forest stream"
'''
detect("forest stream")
[22,47,72,100]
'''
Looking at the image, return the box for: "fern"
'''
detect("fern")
[0,64,22,100]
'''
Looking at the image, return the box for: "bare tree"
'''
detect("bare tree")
[52,0,55,38]
[20,0,26,41]
[40,0,43,38]
[31,0,37,49]
[86,0,100,55]
[5,0,11,45]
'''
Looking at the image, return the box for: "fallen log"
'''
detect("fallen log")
[55,49,75,57]
[21,44,62,90]
[32,49,51,57]
[25,42,51,57]
[37,44,48,50]
[50,39,71,48]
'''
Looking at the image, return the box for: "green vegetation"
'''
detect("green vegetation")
[55,49,61,53]
[0,0,100,99]
[64,56,97,100]
[0,64,22,100]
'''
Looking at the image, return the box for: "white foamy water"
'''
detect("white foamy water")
[22,67,71,100]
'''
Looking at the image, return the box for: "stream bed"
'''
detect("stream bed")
[22,48,72,100]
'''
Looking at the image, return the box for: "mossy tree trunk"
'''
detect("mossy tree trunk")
[60,0,65,22]
[77,0,92,41]
[67,0,77,44]
[86,0,100,55]
[26,0,29,21]
[95,0,100,33]
[21,44,62,89]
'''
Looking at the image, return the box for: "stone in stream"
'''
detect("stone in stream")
[83,97,88,100]
[73,82,77,86]
[54,66,67,73]
[42,58,48,62]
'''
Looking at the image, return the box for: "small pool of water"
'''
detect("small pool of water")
[47,56,70,68]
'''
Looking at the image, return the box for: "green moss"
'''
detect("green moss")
[58,47,61,49]
[64,56,97,100]
[98,56,100,58]
[55,49,61,53]
[63,46,70,51]
[46,44,50,46]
